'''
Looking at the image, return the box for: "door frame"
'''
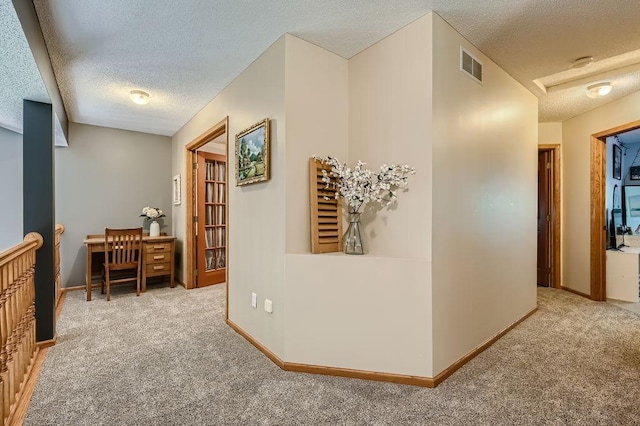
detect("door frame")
[590,119,640,301]
[538,144,561,288]
[184,117,229,315]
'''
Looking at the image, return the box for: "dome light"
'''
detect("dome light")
[586,82,612,98]
[129,90,150,105]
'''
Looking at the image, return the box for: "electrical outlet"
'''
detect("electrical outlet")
[264,299,273,313]
[251,292,257,308]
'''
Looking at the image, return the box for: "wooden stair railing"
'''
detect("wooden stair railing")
[0,232,43,426]
[55,224,65,307]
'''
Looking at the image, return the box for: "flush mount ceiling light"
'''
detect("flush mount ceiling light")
[586,82,612,98]
[129,89,150,105]
[572,56,593,68]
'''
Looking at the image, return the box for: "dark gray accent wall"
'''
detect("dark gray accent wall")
[23,100,56,341]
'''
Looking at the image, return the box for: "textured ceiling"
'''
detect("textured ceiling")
[0,0,48,131]
[438,0,640,122]
[3,0,640,139]
[0,0,67,145]
[32,0,432,136]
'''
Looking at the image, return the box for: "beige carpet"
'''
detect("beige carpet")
[608,298,640,316]
[25,284,640,425]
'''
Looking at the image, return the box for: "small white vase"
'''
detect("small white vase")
[149,220,160,237]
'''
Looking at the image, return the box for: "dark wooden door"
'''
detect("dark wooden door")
[196,151,227,287]
[537,150,552,287]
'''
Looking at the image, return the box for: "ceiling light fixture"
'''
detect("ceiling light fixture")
[586,82,612,98]
[129,90,150,105]
[572,56,593,68]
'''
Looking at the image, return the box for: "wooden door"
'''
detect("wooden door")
[196,152,227,287]
[537,150,552,287]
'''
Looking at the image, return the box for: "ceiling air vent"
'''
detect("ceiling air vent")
[460,47,483,83]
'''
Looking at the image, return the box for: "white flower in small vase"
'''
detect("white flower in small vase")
[140,206,166,236]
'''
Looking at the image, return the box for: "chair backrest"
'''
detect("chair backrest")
[104,228,143,267]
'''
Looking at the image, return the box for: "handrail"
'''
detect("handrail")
[0,232,43,267]
[55,224,65,306]
[0,232,43,424]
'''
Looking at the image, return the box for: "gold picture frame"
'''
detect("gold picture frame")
[235,118,270,186]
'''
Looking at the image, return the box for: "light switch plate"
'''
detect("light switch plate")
[264,299,273,313]
[251,292,257,308]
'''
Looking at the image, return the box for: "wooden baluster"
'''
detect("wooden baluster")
[1,366,7,426]
[0,232,42,424]
[0,262,6,425]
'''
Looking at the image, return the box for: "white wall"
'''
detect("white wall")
[307,14,433,375]
[538,122,562,145]
[281,34,434,376]
[349,14,433,260]
[171,16,540,380]
[285,254,432,376]
[56,123,172,287]
[430,14,538,374]
[0,127,23,251]
[172,37,287,357]
[284,35,348,254]
[562,90,640,295]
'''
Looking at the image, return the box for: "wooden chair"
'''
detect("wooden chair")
[101,227,143,301]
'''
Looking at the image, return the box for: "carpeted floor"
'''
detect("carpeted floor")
[25,284,640,425]
[609,298,640,316]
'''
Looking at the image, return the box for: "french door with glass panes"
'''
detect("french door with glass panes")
[196,151,226,287]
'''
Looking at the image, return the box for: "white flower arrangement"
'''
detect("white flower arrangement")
[314,156,415,213]
[140,206,166,221]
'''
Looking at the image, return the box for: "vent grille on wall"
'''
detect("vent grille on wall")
[461,47,483,83]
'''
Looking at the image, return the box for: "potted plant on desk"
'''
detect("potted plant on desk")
[140,207,165,237]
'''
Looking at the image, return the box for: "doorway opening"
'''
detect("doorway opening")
[538,145,561,288]
[590,119,640,301]
[184,117,229,311]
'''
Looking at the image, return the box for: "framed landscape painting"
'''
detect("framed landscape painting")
[235,118,270,186]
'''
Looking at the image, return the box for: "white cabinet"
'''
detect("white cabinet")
[606,247,640,302]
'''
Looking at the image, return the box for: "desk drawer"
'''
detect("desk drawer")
[146,262,172,277]
[146,253,170,263]
[146,242,171,254]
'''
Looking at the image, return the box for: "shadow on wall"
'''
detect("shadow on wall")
[67,245,88,288]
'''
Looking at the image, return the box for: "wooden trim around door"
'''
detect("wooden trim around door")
[184,117,229,320]
[590,136,606,301]
[538,144,561,288]
[590,119,640,301]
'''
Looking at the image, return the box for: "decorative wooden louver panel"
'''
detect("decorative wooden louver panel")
[309,157,343,253]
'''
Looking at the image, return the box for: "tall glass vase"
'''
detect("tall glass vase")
[344,211,365,255]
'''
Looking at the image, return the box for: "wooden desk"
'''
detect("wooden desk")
[83,235,176,301]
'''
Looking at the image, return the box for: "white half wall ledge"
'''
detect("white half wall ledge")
[284,253,433,378]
